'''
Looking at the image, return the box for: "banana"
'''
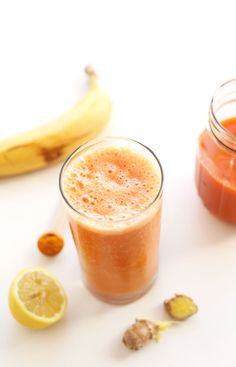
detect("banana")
[0,66,112,177]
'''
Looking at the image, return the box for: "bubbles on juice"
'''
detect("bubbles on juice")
[62,146,160,222]
[82,194,89,203]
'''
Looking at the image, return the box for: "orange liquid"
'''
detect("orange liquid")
[62,145,162,303]
[196,117,236,223]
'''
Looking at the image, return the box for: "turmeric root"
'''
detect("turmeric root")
[37,203,66,256]
[164,294,198,321]
[122,319,173,350]
[38,233,64,256]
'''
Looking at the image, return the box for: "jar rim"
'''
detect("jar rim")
[209,79,236,152]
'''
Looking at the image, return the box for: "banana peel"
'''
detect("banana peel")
[0,66,112,177]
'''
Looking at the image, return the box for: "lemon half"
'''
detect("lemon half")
[9,268,67,329]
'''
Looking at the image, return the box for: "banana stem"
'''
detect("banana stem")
[85,65,98,89]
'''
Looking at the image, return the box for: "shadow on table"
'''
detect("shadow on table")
[161,173,236,261]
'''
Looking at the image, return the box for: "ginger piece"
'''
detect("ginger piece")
[122,319,173,350]
[37,232,64,256]
[164,294,198,320]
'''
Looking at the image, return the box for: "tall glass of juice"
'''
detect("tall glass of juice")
[59,137,163,304]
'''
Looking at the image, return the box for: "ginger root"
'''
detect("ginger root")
[37,232,64,256]
[123,294,199,350]
[164,294,198,321]
[122,319,173,350]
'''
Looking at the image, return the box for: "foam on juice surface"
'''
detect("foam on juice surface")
[62,146,160,221]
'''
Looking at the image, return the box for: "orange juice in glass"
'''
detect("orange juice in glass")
[59,137,163,304]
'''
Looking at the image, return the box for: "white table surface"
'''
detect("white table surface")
[1,1,236,366]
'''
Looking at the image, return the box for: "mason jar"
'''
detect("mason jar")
[196,79,236,223]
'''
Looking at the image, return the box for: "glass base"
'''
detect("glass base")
[85,276,157,305]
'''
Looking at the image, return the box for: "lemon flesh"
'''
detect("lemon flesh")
[9,268,67,329]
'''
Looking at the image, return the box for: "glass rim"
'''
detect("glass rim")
[59,136,164,225]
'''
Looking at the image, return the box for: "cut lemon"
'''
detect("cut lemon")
[9,268,67,329]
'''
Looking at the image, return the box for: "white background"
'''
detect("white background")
[1,1,236,366]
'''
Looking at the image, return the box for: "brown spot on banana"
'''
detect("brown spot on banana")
[40,146,65,162]
[39,130,100,163]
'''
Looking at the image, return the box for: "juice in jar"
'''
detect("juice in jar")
[196,79,236,223]
[196,117,236,223]
[60,137,163,304]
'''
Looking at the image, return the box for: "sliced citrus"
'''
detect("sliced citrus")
[9,268,67,329]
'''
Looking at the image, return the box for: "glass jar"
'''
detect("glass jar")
[196,79,236,223]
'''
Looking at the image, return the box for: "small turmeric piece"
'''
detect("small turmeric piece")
[164,294,198,320]
[37,232,64,256]
[122,319,173,350]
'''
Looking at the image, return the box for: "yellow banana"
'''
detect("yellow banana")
[0,66,112,177]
